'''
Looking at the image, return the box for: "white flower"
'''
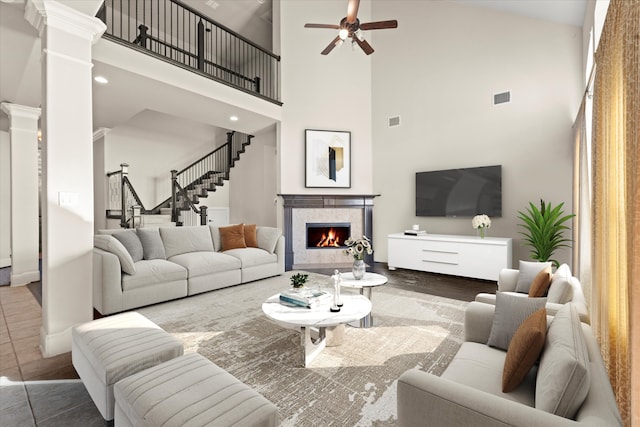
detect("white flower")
[472,214,491,229]
[344,236,373,261]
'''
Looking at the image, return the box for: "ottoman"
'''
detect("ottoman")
[71,311,184,421]
[114,353,279,427]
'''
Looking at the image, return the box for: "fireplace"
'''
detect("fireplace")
[306,223,350,249]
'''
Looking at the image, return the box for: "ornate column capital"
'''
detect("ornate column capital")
[25,0,106,43]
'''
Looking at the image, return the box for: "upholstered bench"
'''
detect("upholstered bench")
[114,352,279,427]
[71,311,184,422]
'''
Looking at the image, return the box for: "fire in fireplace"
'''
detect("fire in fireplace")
[306,223,351,249]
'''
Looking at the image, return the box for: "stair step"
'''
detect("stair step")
[141,214,172,224]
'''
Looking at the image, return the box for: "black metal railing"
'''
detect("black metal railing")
[97,0,281,104]
[106,163,147,228]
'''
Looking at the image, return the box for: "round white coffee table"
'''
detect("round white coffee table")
[262,293,371,367]
[340,272,387,328]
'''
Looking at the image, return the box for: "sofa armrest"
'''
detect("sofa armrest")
[274,235,285,274]
[498,268,519,292]
[464,301,495,344]
[397,369,578,427]
[93,248,124,315]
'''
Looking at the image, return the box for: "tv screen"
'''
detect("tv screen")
[416,165,502,217]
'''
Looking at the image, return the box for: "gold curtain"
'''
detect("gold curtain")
[591,0,639,425]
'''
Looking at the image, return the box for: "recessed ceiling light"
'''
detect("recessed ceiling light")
[94,76,109,84]
[229,116,239,122]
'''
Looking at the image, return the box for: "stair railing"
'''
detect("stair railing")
[97,0,281,105]
[106,163,146,228]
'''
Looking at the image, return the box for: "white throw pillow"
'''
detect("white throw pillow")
[257,226,281,254]
[94,235,136,275]
[487,292,547,351]
[536,303,590,418]
[515,260,553,293]
[136,228,167,260]
[112,229,144,262]
[547,263,574,304]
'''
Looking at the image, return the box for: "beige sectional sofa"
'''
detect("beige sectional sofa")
[93,225,284,315]
[397,300,622,426]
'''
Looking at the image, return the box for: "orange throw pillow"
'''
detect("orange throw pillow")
[528,266,553,297]
[502,308,547,392]
[244,224,258,248]
[219,224,247,251]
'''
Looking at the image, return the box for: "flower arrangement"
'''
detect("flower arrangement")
[290,273,308,288]
[472,214,491,238]
[344,236,373,261]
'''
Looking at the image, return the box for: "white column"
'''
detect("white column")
[93,128,110,232]
[0,131,12,268]
[25,0,106,357]
[0,103,41,286]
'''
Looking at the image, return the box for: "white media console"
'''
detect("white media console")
[387,233,512,281]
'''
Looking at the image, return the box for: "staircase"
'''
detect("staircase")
[107,131,253,228]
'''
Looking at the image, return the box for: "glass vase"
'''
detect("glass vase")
[478,227,487,238]
[352,259,366,280]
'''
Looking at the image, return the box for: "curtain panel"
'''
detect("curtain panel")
[591,0,639,424]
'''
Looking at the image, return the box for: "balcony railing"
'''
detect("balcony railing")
[97,0,281,105]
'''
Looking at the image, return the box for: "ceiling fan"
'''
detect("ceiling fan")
[304,0,398,55]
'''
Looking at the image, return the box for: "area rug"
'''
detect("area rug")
[137,271,467,426]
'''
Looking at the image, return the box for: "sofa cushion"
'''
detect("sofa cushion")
[112,230,144,262]
[528,266,553,297]
[94,235,136,275]
[547,263,574,304]
[219,224,247,251]
[257,226,281,253]
[502,308,547,392]
[136,228,167,260]
[224,247,277,268]
[487,292,547,351]
[121,260,187,291]
[168,251,241,277]
[441,342,536,406]
[244,224,258,248]
[160,226,214,258]
[515,260,552,293]
[536,303,590,419]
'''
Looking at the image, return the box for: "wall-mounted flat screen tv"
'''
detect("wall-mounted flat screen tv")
[416,165,502,217]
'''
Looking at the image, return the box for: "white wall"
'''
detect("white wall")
[0,131,10,267]
[371,1,583,266]
[278,0,374,196]
[229,124,277,226]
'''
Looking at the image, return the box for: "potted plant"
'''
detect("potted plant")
[290,273,308,289]
[517,199,575,267]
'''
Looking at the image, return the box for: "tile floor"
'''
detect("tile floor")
[0,285,103,426]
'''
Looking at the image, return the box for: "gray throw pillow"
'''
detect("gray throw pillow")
[94,235,136,275]
[136,228,167,260]
[515,260,553,293]
[536,303,590,418]
[112,230,143,262]
[257,226,281,253]
[487,292,547,351]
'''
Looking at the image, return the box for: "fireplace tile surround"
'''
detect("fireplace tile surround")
[280,195,378,271]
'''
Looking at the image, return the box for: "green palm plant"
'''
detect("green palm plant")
[517,199,575,267]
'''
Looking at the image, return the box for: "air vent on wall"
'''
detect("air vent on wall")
[388,115,401,127]
[493,91,511,105]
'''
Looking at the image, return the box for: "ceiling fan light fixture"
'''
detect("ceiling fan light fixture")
[339,28,349,40]
[354,29,364,41]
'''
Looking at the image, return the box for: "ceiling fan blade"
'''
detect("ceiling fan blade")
[354,37,374,55]
[346,0,360,24]
[304,23,341,29]
[360,20,398,30]
[321,36,342,55]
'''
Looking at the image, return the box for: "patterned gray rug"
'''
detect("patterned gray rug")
[137,271,467,427]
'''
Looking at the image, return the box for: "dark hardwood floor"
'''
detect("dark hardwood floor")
[305,262,498,302]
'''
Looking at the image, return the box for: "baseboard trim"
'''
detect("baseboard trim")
[40,325,72,357]
[11,270,40,286]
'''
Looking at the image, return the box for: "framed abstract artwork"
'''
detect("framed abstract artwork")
[305,129,351,188]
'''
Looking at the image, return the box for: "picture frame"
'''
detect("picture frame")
[305,129,351,188]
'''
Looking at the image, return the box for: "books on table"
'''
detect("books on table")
[279,289,332,308]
